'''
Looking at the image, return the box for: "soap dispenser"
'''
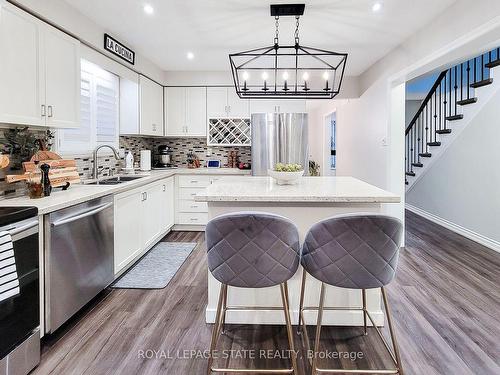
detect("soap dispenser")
[125,151,134,170]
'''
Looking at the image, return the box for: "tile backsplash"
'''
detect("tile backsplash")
[120,136,251,168]
[0,131,251,198]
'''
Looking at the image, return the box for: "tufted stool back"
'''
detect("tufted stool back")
[301,214,403,289]
[206,212,300,288]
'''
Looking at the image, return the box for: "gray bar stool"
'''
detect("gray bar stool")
[298,214,404,375]
[206,211,300,374]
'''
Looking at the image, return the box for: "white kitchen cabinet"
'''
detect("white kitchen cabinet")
[119,77,140,135]
[249,99,306,114]
[139,75,164,136]
[114,188,143,274]
[0,3,80,128]
[43,24,81,128]
[207,87,249,119]
[114,177,175,274]
[165,87,207,136]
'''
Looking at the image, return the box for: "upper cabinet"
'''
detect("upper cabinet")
[139,75,164,136]
[165,87,207,137]
[207,87,249,118]
[0,3,80,128]
[249,99,306,114]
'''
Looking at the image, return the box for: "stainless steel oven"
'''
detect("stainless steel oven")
[45,195,114,333]
[0,207,40,375]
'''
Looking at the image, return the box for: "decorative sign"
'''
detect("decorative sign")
[104,34,135,65]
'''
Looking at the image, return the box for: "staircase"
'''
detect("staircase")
[405,47,500,188]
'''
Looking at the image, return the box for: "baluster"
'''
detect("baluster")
[439,81,442,131]
[460,63,464,102]
[425,105,429,153]
[467,60,471,99]
[454,66,458,115]
[443,74,447,130]
[449,69,452,116]
[481,53,485,81]
[434,91,437,142]
[474,57,477,83]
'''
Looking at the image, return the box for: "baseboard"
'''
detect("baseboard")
[406,204,500,253]
[205,308,385,327]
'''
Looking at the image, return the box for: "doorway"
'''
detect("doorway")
[323,111,336,176]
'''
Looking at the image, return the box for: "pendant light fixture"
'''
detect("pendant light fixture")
[229,4,348,99]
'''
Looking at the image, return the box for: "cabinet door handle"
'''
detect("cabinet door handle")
[152,124,157,131]
[48,105,53,118]
[41,105,46,117]
[162,184,166,191]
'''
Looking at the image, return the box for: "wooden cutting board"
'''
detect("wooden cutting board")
[30,139,62,161]
[6,167,79,183]
[23,159,76,172]
[0,155,9,169]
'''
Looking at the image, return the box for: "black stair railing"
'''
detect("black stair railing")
[405,47,500,184]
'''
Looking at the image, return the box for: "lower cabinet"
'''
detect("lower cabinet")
[114,177,174,274]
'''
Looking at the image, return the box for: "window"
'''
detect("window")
[330,113,336,170]
[57,59,119,154]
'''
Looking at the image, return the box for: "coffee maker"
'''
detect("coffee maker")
[154,145,174,168]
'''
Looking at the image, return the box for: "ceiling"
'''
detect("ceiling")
[63,0,455,75]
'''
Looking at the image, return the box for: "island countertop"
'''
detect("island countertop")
[195,176,400,203]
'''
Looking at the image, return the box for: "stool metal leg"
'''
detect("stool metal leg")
[362,289,368,336]
[381,287,404,375]
[297,269,307,335]
[208,284,226,375]
[221,285,228,335]
[280,282,298,375]
[311,282,326,375]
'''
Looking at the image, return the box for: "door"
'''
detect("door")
[165,87,186,136]
[207,87,228,118]
[114,190,143,274]
[142,183,163,249]
[227,89,249,117]
[186,87,207,136]
[140,75,164,136]
[0,4,44,126]
[43,24,81,128]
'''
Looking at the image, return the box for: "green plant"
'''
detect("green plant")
[274,163,303,172]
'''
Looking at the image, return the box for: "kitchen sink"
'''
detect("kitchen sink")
[86,175,146,185]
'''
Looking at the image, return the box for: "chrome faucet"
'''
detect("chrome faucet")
[93,145,120,179]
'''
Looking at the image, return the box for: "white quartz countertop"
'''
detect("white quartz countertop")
[0,168,250,215]
[195,176,400,203]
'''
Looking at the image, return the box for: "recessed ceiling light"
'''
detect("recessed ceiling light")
[143,4,154,15]
[187,52,194,60]
[372,2,382,12]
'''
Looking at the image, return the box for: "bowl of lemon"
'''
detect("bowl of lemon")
[268,163,304,185]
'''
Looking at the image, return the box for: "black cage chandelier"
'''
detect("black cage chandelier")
[229,4,348,100]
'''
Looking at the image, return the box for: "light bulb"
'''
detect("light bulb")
[282,71,289,81]
[302,72,310,81]
[262,72,269,81]
[372,2,382,12]
[143,4,154,15]
[242,71,249,81]
[323,71,330,81]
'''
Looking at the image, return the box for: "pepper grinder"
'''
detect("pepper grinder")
[40,163,52,197]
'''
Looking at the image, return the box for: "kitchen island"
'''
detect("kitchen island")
[196,176,401,326]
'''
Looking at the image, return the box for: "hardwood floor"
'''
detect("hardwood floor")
[34,212,500,375]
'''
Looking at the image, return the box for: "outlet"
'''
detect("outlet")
[206,147,213,156]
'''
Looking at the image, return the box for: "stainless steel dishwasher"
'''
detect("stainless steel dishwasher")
[45,195,114,333]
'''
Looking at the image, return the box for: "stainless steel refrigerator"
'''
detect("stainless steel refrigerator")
[251,113,309,176]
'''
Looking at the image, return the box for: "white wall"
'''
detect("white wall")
[10,0,164,83]
[406,87,500,246]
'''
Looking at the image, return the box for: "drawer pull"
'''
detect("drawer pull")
[190,180,198,183]
[191,193,196,196]
[190,218,198,221]
[191,205,198,208]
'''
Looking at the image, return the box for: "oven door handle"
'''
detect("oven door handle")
[51,202,113,227]
[8,219,39,236]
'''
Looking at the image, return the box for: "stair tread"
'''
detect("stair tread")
[406,172,416,176]
[412,163,423,167]
[427,142,442,146]
[419,153,432,157]
[485,60,500,68]
[436,129,452,134]
[446,114,464,121]
[457,98,477,105]
[470,78,493,88]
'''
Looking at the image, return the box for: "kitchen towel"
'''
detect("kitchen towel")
[0,231,20,302]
